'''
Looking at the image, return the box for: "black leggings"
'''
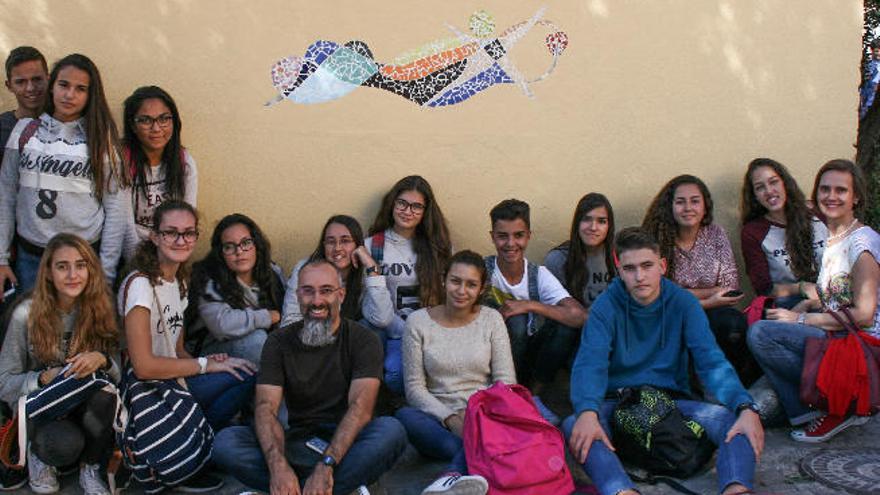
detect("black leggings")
[705,307,760,386]
[28,389,116,466]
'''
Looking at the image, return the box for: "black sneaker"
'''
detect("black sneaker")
[174,469,224,493]
[0,465,27,491]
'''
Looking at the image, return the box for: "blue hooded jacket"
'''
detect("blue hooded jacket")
[571,277,752,415]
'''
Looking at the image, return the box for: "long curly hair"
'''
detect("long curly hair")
[27,233,117,364]
[309,215,366,319]
[555,193,617,304]
[642,174,714,279]
[127,200,198,297]
[123,86,187,203]
[44,54,127,200]
[189,213,284,314]
[368,175,452,307]
[741,158,818,281]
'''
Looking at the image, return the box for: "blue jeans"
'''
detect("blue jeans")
[395,407,467,474]
[186,372,256,431]
[213,416,407,494]
[13,242,41,294]
[201,329,268,367]
[506,315,577,385]
[747,319,826,424]
[562,400,755,495]
[358,319,403,395]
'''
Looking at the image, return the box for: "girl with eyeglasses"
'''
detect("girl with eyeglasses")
[186,213,285,364]
[121,86,198,259]
[0,234,119,494]
[281,214,393,328]
[0,53,130,297]
[365,176,452,394]
[119,201,255,491]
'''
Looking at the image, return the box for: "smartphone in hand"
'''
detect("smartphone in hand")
[305,436,330,454]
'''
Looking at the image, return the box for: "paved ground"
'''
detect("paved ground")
[8,374,880,494]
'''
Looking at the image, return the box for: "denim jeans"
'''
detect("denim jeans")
[747,319,826,424]
[13,242,41,294]
[28,389,116,466]
[506,315,578,385]
[201,329,268,367]
[186,371,256,431]
[213,416,407,494]
[562,400,755,495]
[395,407,467,474]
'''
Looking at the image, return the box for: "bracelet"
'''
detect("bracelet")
[197,357,208,374]
[797,313,807,325]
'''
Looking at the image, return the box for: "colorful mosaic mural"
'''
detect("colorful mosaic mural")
[267,7,568,108]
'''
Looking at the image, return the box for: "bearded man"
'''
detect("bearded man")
[214,259,407,495]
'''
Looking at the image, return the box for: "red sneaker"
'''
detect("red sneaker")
[790,413,870,443]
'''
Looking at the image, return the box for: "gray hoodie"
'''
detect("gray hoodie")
[0,114,132,279]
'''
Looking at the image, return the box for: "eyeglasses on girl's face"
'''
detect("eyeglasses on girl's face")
[157,229,199,244]
[221,237,255,255]
[133,113,173,129]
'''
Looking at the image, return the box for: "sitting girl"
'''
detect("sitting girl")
[740,158,826,309]
[396,250,516,495]
[749,159,880,442]
[119,201,257,491]
[0,234,119,495]
[281,214,393,328]
[188,213,284,364]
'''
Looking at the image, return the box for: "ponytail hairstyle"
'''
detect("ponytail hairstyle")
[45,54,127,200]
[557,193,616,304]
[123,85,186,202]
[642,174,714,279]
[741,158,818,281]
[369,176,452,307]
[128,200,198,297]
[28,233,117,364]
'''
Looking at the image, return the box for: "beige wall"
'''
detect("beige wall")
[0,1,863,287]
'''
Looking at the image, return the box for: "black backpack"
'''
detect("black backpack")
[611,386,715,479]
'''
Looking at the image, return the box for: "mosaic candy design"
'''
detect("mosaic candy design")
[267,7,568,108]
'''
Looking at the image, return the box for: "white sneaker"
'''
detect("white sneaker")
[422,473,488,495]
[79,464,111,495]
[27,447,59,494]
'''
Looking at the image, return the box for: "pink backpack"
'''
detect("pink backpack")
[464,382,574,495]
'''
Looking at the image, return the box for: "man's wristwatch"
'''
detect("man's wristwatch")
[736,402,760,416]
[321,454,337,469]
[197,357,208,375]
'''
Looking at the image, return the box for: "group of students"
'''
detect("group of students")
[0,45,878,495]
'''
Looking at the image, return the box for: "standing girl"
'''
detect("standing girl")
[740,158,827,308]
[187,213,284,364]
[397,250,516,495]
[121,86,197,259]
[0,54,130,294]
[0,234,120,495]
[281,214,393,327]
[119,201,256,491]
[366,176,452,394]
[643,175,756,384]
[749,159,880,442]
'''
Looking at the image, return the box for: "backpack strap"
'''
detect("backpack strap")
[369,231,385,270]
[17,119,40,153]
[526,261,540,302]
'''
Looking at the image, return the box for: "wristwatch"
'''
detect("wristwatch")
[197,357,208,375]
[321,454,337,468]
[736,402,760,415]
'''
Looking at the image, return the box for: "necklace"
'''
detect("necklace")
[827,218,859,242]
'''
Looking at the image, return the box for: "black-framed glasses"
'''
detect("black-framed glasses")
[296,286,341,298]
[323,237,356,248]
[157,229,199,244]
[394,198,426,214]
[133,113,173,129]
[221,237,255,255]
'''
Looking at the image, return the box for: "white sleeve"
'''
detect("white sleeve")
[183,149,198,207]
[122,277,155,316]
[281,259,306,325]
[849,229,880,267]
[537,265,571,306]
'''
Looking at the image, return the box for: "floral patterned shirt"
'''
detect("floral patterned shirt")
[817,226,880,336]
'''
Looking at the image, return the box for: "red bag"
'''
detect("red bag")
[464,382,574,495]
[743,296,775,325]
[800,308,880,416]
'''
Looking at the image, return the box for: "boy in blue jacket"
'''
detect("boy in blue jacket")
[564,227,763,495]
